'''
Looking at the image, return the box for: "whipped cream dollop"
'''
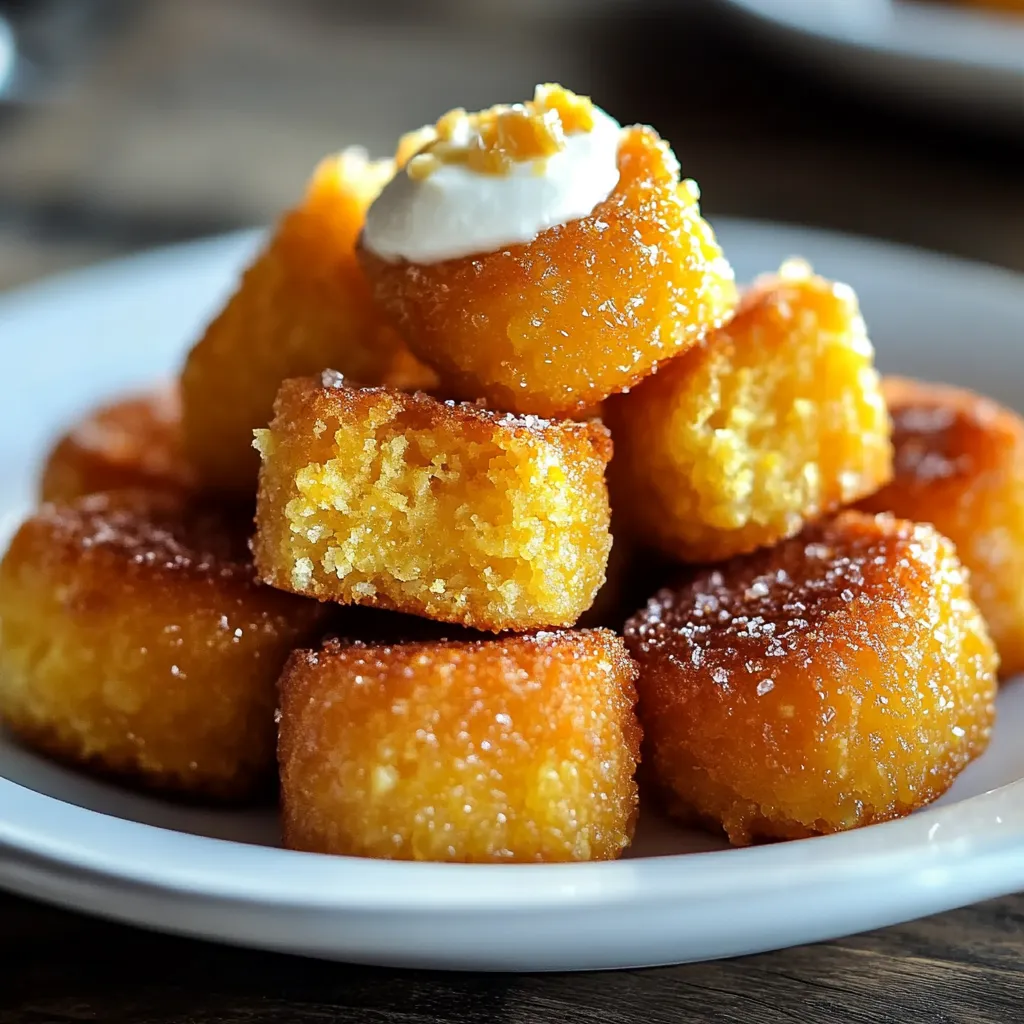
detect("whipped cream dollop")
[363,85,622,264]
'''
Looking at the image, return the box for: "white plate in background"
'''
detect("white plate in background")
[713,0,1024,130]
[0,220,1023,971]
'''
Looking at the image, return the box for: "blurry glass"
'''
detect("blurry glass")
[0,0,126,104]
[0,9,15,100]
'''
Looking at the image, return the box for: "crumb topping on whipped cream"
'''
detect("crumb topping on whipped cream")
[363,84,622,264]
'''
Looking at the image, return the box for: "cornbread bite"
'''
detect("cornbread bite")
[607,262,892,563]
[253,374,613,632]
[278,629,641,862]
[359,86,736,416]
[40,386,192,503]
[0,491,329,801]
[859,377,1024,676]
[181,148,436,494]
[625,511,997,846]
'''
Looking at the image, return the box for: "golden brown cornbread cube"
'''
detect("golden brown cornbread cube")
[253,375,613,632]
[858,377,1024,676]
[278,629,641,862]
[181,149,436,494]
[359,126,737,417]
[607,261,892,563]
[40,385,193,503]
[0,492,330,801]
[625,511,997,846]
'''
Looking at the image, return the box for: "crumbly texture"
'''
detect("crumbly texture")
[253,376,613,631]
[40,386,193,503]
[181,150,437,494]
[624,511,997,845]
[858,377,1024,676]
[278,630,641,862]
[0,491,329,801]
[607,262,893,563]
[359,126,737,416]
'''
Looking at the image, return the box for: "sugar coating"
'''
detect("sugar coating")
[181,150,437,494]
[40,385,193,503]
[359,126,737,417]
[607,262,892,563]
[625,511,997,845]
[253,377,613,632]
[859,377,1024,676]
[576,525,673,631]
[0,491,329,801]
[278,629,641,862]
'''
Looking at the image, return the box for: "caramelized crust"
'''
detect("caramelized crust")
[625,512,997,845]
[359,127,737,416]
[859,377,1024,676]
[0,492,329,801]
[253,375,613,631]
[40,386,193,503]
[279,629,641,862]
[607,263,892,563]
[181,150,436,494]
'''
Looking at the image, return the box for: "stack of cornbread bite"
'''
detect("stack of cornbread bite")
[0,85,1013,859]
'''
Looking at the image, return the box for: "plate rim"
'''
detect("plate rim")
[711,0,1024,125]
[3,772,1024,915]
[714,0,1024,72]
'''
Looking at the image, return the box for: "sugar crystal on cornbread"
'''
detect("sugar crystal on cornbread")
[278,629,640,862]
[181,148,436,494]
[359,85,737,416]
[859,377,1024,676]
[40,385,193,503]
[253,374,613,632]
[608,261,892,563]
[0,491,330,802]
[625,511,997,845]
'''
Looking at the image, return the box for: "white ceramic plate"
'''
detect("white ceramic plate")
[1,220,1024,971]
[713,0,1024,130]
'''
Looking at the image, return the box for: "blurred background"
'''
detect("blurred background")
[0,0,1021,292]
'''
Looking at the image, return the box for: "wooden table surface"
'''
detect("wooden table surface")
[1,2,1022,1021]
[3,889,1024,1024]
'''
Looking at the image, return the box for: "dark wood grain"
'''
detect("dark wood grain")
[2,890,1023,1024]
[1,1,1023,1019]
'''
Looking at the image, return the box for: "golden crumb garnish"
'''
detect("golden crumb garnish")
[406,152,441,182]
[533,83,595,135]
[405,84,599,179]
[395,126,437,169]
